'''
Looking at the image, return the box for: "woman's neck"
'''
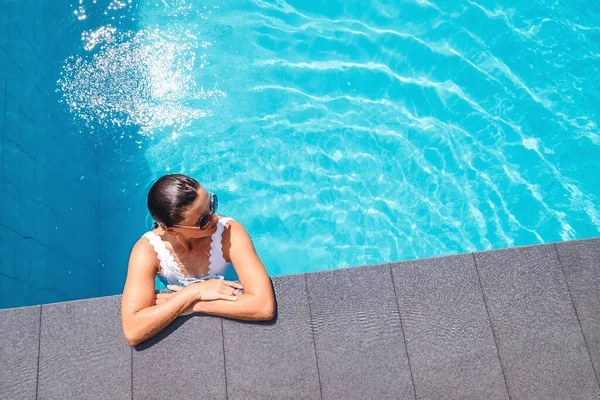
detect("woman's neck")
[162,230,210,253]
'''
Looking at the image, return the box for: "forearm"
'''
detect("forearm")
[125,289,199,346]
[192,292,275,321]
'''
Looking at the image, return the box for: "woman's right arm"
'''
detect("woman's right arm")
[120,239,201,346]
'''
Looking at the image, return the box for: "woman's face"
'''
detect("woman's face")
[170,188,219,239]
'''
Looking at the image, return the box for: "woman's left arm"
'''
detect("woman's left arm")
[189,220,275,320]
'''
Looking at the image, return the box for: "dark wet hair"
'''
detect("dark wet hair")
[147,174,201,229]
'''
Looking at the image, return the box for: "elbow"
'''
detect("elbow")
[255,298,275,321]
[125,333,142,347]
[256,308,275,321]
[122,323,142,347]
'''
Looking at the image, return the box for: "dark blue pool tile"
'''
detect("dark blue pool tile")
[0,12,9,49]
[0,180,23,236]
[306,263,415,400]
[2,90,51,142]
[37,295,131,400]
[0,275,17,309]
[3,97,28,155]
[0,224,16,273]
[0,80,5,135]
[474,244,599,399]
[556,238,600,385]
[46,216,98,256]
[132,307,226,400]
[0,225,52,292]
[222,274,321,400]
[0,43,24,87]
[46,249,100,303]
[2,141,26,191]
[0,274,62,310]
[0,305,40,400]
[100,257,128,296]
[31,166,50,207]
[3,147,34,203]
[0,178,61,247]
[0,222,56,310]
[391,253,509,399]
[1,18,41,80]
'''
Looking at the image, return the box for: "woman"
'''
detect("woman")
[121,174,275,346]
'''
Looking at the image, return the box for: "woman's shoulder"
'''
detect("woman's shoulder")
[131,230,161,257]
[218,215,236,224]
[219,218,250,258]
[219,216,243,232]
[220,218,255,247]
[128,232,160,272]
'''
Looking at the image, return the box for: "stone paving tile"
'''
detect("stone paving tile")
[556,238,600,386]
[475,244,599,399]
[0,305,40,400]
[307,263,415,400]
[37,296,130,400]
[132,309,226,400]
[391,253,509,399]
[223,274,321,400]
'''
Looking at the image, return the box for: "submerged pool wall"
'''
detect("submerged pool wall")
[1,3,107,309]
[96,139,152,296]
[0,0,168,309]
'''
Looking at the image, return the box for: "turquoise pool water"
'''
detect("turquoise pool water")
[59,0,600,278]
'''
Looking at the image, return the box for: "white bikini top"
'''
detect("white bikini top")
[143,217,234,287]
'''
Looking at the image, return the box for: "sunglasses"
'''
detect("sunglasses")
[172,193,218,230]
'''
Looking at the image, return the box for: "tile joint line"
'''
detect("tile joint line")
[553,243,600,389]
[304,273,324,400]
[388,262,418,400]
[471,252,512,400]
[221,318,229,400]
[35,305,42,400]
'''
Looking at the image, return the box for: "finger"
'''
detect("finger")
[225,286,242,296]
[224,281,244,289]
[219,294,238,301]
[167,285,182,291]
[156,293,170,299]
[221,288,238,297]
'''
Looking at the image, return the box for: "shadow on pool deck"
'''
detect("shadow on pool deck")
[1,238,600,399]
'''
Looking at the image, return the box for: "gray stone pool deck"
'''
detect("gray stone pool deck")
[1,238,599,399]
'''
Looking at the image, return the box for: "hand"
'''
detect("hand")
[154,281,243,316]
[153,287,195,316]
[156,281,243,303]
[186,280,244,301]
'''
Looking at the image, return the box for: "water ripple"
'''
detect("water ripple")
[61,0,600,274]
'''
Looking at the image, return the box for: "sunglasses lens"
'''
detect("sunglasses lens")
[199,214,211,229]
[198,193,218,230]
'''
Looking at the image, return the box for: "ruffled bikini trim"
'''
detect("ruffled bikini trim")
[144,232,186,283]
[208,217,233,275]
[143,217,234,287]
